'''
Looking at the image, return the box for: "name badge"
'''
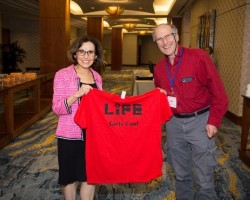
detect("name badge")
[168,96,177,108]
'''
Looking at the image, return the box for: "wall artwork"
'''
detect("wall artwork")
[197,9,216,49]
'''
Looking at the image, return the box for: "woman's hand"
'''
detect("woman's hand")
[74,84,93,98]
[67,85,93,106]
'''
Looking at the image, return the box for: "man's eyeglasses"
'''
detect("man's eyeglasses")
[76,49,96,57]
[155,33,176,44]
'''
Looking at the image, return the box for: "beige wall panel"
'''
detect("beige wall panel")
[122,34,138,65]
[181,11,191,48]
[240,3,250,111]
[190,0,209,28]
[215,6,245,116]
[188,0,249,117]
[140,35,163,64]
[209,0,246,15]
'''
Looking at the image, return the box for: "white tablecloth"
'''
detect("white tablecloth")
[133,79,155,96]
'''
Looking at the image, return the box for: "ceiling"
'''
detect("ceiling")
[0,0,194,34]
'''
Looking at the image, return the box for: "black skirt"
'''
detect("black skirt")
[57,137,87,185]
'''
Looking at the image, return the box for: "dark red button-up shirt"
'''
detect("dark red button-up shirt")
[154,45,228,127]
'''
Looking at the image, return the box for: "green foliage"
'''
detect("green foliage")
[1,41,26,73]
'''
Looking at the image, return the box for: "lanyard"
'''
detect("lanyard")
[165,48,184,92]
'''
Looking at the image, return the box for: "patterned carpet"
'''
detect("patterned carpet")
[0,67,250,200]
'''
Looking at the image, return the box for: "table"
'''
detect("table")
[0,74,53,149]
[239,95,250,167]
[133,79,155,96]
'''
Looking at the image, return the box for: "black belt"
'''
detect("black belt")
[174,107,210,118]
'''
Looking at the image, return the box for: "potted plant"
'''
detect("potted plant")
[1,41,26,74]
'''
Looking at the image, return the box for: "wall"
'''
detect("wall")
[103,33,164,66]
[140,35,163,64]
[103,32,166,66]
[70,26,77,44]
[1,15,39,72]
[103,33,112,64]
[181,10,191,48]
[0,13,85,73]
[1,0,249,115]
[122,33,138,65]
[0,13,2,72]
[0,14,2,44]
[70,26,87,43]
[241,2,250,109]
[187,0,250,117]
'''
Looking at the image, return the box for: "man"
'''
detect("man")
[205,46,217,67]
[152,24,228,199]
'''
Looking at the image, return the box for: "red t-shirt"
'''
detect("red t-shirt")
[74,88,172,184]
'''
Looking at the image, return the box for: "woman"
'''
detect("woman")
[52,36,103,200]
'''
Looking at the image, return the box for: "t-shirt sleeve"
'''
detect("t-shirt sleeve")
[159,91,173,123]
[74,95,87,129]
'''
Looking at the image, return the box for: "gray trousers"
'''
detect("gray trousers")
[166,112,217,200]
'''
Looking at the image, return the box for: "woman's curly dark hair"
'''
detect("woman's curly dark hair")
[67,36,104,70]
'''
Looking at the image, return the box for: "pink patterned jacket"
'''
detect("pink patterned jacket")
[52,64,102,140]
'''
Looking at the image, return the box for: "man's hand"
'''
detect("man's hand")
[206,124,218,138]
[157,87,167,95]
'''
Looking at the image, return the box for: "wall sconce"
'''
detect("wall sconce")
[123,23,137,31]
[106,5,124,16]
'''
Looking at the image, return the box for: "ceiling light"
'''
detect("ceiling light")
[70,1,83,15]
[103,21,110,28]
[138,30,147,35]
[100,0,128,2]
[106,5,124,16]
[153,0,176,15]
[123,23,137,31]
[122,29,128,33]
[154,18,168,25]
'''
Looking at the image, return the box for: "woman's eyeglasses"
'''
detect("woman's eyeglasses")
[76,49,96,57]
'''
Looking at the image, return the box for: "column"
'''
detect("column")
[87,17,103,43]
[111,28,123,71]
[87,17,103,74]
[40,0,70,74]
[172,17,182,44]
